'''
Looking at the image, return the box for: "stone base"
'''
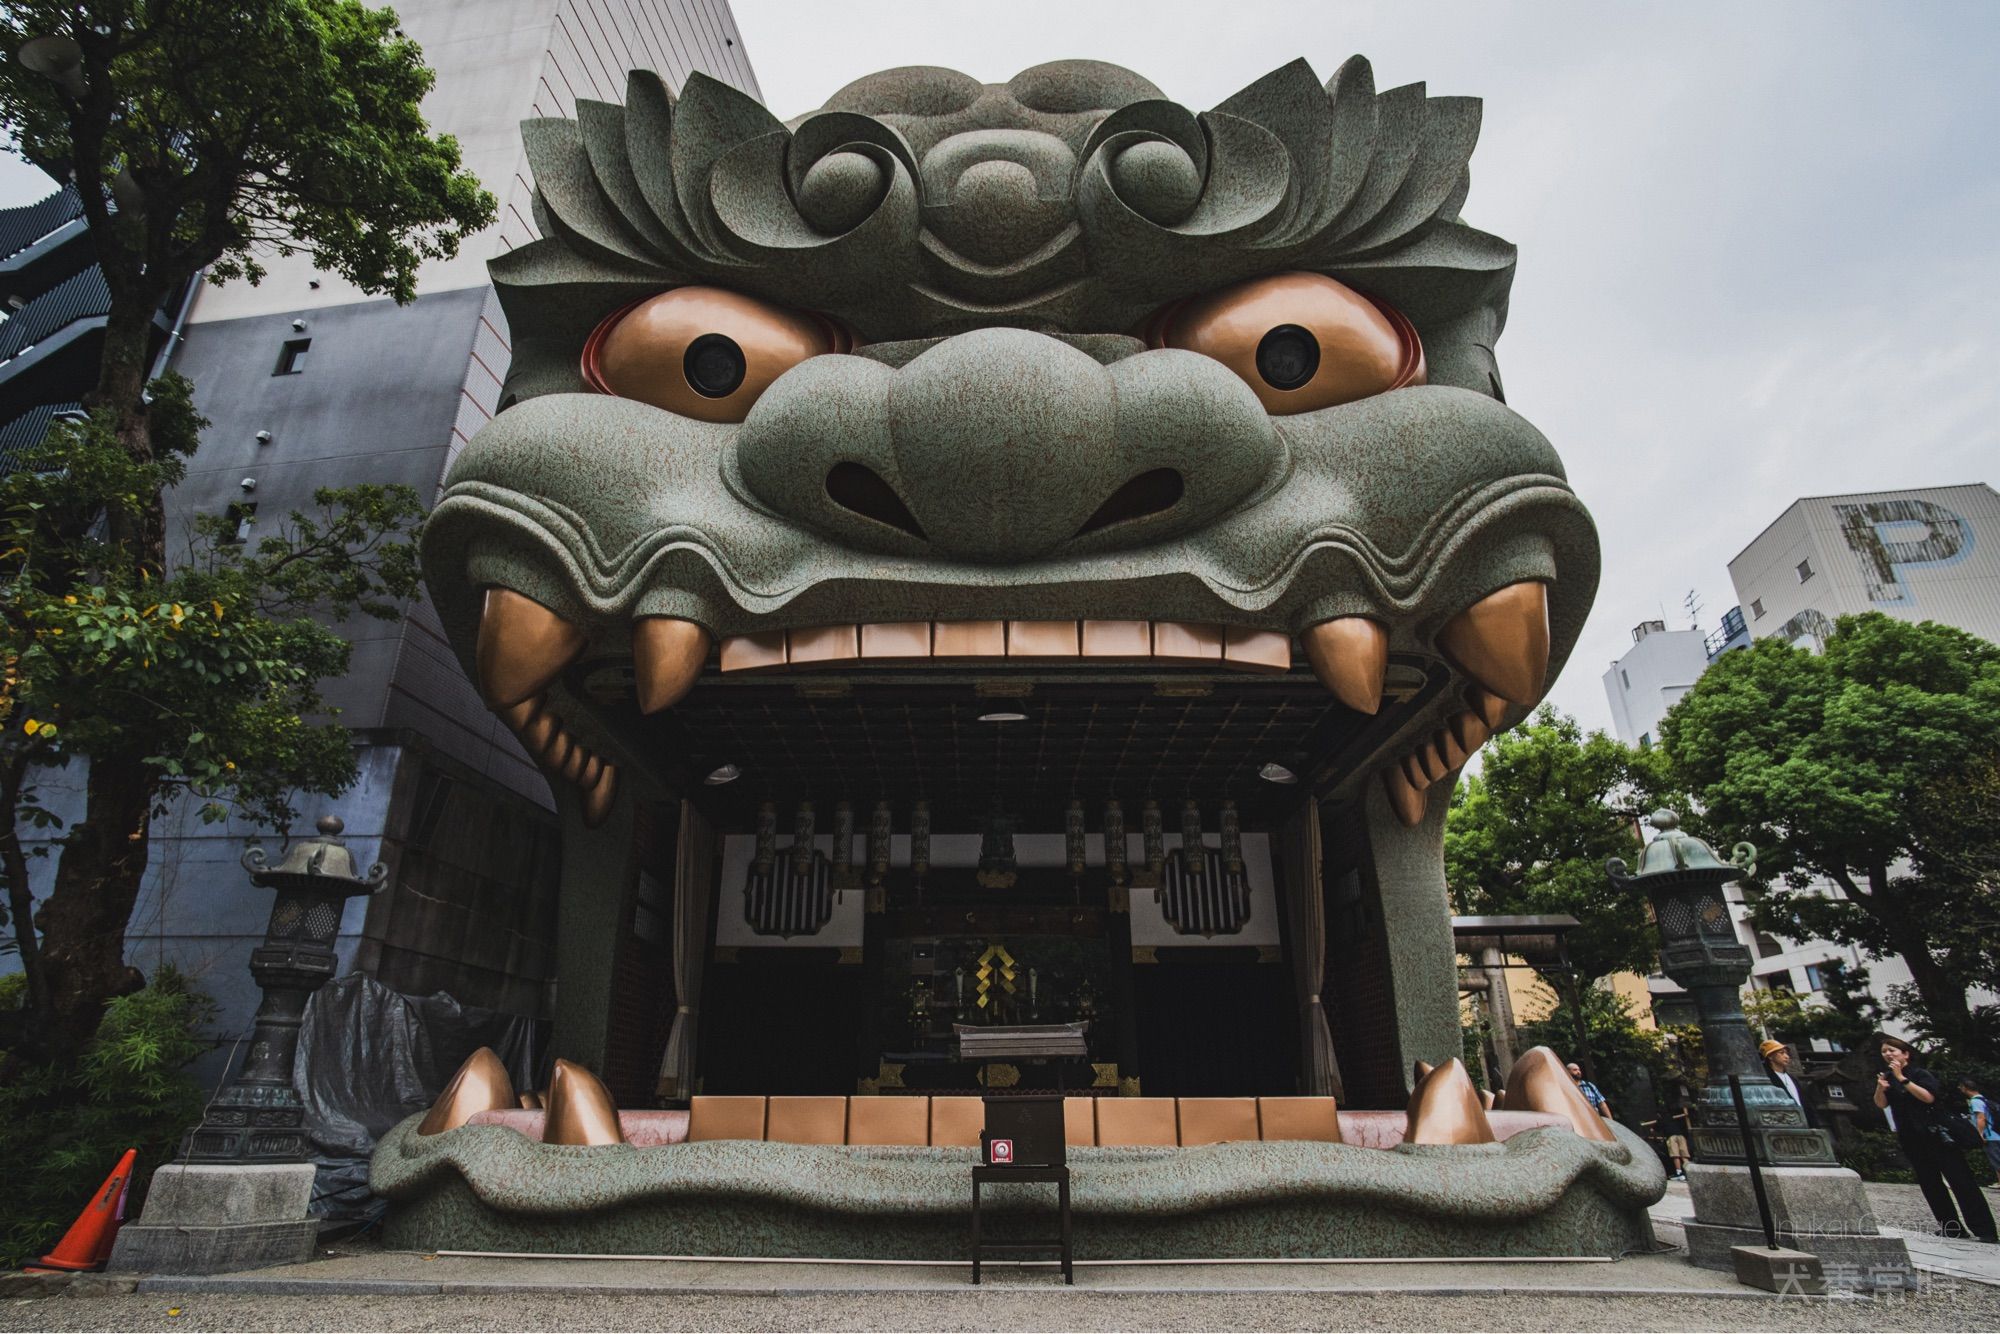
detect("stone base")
[1685,1162,1879,1234]
[1730,1244,1824,1294]
[106,1163,318,1275]
[1683,1220,1913,1287]
[106,1220,317,1275]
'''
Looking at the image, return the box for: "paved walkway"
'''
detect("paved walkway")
[7,1179,1998,1331]
[1649,1180,2000,1288]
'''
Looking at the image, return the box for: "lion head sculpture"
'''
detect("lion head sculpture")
[422,56,1596,885]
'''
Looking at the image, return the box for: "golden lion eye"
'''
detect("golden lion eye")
[582,286,843,423]
[1149,272,1425,415]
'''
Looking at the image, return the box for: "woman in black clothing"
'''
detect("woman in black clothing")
[1873,1035,1997,1242]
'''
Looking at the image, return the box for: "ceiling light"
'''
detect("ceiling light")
[1258,762,1298,784]
[703,764,741,785]
[978,711,1028,723]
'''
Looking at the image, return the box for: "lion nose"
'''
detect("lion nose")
[886,329,1121,562]
[734,328,1282,563]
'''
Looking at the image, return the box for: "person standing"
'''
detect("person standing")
[1874,1035,1997,1243]
[1566,1061,1612,1121]
[1664,1129,1691,1181]
[1962,1077,2000,1181]
[1759,1039,1819,1127]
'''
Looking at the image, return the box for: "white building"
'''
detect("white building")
[1602,620,1712,749]
[1614,483,2000,1047]
[1730,483,2000,650]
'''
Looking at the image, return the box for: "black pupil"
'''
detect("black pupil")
[684,333,747,398]
[1255,324,1320,391]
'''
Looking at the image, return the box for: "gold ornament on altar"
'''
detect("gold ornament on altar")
[974,943,1018,1013]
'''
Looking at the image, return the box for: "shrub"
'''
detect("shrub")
[0,967,214,1266]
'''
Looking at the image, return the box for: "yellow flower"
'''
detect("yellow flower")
[211,601,224,619]
[63,594,76,604]
[225,761,236,770]
[23,718,38,735]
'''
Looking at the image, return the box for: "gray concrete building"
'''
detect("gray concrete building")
[18,0,760,1079]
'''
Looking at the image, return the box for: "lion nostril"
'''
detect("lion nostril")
[1077,468,1185,537]
[826,462,927,540]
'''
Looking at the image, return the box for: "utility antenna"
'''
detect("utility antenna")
[1683,588,1703,631]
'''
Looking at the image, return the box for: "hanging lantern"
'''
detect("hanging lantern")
[790,802,816,875]
[831,801,855,886]
[1221,799,1243,877]
[977,804,1018,889]
[910,800,931,884]
[754,802,777,875]
[1066,799,1087,876]
[1142,799,1165,883]
[868,800,892,885]
[1103,799,1127,886]
[1180,799,1204,878]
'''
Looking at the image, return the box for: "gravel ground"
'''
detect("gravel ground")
[8,1285,2000,1332]
[1860,1180,1999,1234]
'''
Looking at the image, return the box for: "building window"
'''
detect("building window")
[1796,558,1814,583]
[1753,931,1784,958]
[1638,732,1651,749]
[273,338,311,375]
[1803,963,1829,991]
[1750,598,1765,619]
[221,501,257,544]
[1620,669,1630,689]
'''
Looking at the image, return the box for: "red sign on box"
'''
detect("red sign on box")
[989,1137,1014,1165]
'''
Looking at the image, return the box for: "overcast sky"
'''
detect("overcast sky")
[731,0,2000,733]
[5,1,1994,737]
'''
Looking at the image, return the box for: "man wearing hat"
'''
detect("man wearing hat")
[1759,1039,1818,1128]
[1873,1033,1997,1243]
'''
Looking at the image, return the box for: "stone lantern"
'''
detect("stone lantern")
[1610,810,1910,1283]
[111,816,384,1275]
[1607,809,1832,1167]
[182,816,387,1162]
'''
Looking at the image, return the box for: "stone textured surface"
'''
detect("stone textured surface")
[371,1115,1664,1259]
[120,1164,316,1227]
[1685,1164,1881,1235]
[106,1220,317,1276]
[412,52,1610,1247]
[105,1164,319,1276]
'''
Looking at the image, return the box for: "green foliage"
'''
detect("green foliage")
[1445,705,1683,984]
[1660,613,2000,1057]
[0,398,425,833]
[0,968,214,1267]
[0,0,496,304]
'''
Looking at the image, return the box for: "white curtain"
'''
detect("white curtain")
[1283,801,1342,1101]
[656,800,718,1099]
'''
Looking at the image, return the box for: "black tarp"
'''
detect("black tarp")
[293,975,544,1224]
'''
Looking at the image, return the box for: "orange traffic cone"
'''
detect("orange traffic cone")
[30,1148,137,1272]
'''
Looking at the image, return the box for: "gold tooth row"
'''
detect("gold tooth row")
[498,692,618,829]
[1380,687,1510,829]
[717,620,1295,673]
[472,580,1554,834]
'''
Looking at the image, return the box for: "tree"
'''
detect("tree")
[0,398,425,1053]
[1660,614,2000,1061]
[1445,706,1682,986]
[0,0,491,1045]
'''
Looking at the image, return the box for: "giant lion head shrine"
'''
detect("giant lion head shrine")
[373,53,1659,1259]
